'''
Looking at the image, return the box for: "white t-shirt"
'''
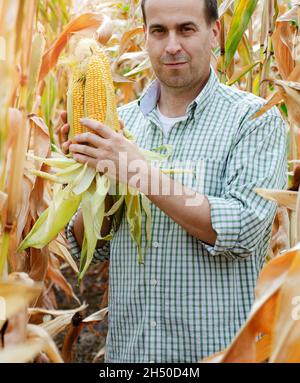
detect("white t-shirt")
[156,105,188,137]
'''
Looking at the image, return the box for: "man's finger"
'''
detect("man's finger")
[118,119,125,135]
[72,132,104,148]
[72,153,98,169]
[119,119,124,130]
[80,118,113,139]
[69,143,99,158]
[61,123,70,135]
[60,123,70,145]
[61,111,67,124]
[62,139,72,154]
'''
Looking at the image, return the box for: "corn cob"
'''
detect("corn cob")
[69,66,85,137]
[67,39,119,138]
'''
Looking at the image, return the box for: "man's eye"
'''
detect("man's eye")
[152,29,164,34]
[182,27,194,32]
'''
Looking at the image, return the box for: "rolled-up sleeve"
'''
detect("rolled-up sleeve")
[65,207,111,263]
[202,111,288,260]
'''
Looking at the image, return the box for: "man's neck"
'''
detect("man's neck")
[157,72,210,118]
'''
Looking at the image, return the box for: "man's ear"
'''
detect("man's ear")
[143,24,148,49]
[210,20,221,50]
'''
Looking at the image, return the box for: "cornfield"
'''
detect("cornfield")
[0,0,299,363]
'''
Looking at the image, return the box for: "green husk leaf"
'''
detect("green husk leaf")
[125,193,143,264]
[72,164,96,195]
[27,153,77,169]
[141,193,152,248]
[18,184,81,251]
[78,174,111,280]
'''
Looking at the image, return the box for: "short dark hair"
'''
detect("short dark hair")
[141,0,219,26]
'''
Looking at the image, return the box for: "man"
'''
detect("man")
[63,0,287,362]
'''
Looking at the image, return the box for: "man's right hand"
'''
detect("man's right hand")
[59,111,72,154]
[59,111,116,251]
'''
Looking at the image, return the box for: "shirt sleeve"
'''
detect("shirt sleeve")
[201,110,288,260]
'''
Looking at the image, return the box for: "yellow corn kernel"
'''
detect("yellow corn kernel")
[95,49,120,132]
[84,54,107,131]
[68,66,85,139]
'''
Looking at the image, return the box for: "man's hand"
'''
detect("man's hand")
[58,111,72,154]
[69,118,149,188]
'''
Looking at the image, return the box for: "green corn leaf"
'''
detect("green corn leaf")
[226,60,261,85]
[78,174,110,280]
[141,193,152,249]
[18,184,81,251]
[224,0,259,69]
[27,153,77,169]
[71,165,96,195]
[41,72,57,145]
[125,193,143,264]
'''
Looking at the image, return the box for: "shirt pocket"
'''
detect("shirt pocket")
[167,157,226,197]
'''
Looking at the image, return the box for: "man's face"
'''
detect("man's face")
[143,0,219,89]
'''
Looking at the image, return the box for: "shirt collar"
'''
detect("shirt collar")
[137,64,219,118]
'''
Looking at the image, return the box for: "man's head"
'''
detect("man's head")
[141,0,219,27]
[142,0,220,91]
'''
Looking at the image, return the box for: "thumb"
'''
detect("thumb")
[118,119,125,135]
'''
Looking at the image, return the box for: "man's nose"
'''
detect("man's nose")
[165,32,182,55]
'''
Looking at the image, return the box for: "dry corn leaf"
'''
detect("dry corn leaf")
[269,250,300,362]
[93,345,106,363]
[0,279,42,320]
[28,247,49,284]
[201,334,271,363]
[28,303,88,318]
[203,243,300,362]
[82,307,108,323]
[274,79,300,128]
[49,239,79,274]
[46,258,80,304]
[4,109,28,229]
[251,64,300,119]
[118,27,144,57]
[268,206,290,259]
[39,13,106,82]
[94,14,113,45]
[255,188,298,211]
[0,191,7,211]
[272,11,296,80]
[27,324,63,363]
[62,307,108,362]
[40,312,80,338]
[0,339,45,363]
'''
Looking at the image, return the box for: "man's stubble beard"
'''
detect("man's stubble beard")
[155,65,196,89]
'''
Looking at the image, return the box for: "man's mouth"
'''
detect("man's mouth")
[164,62,188,69]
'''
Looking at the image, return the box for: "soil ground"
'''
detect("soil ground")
[55,262,109,363]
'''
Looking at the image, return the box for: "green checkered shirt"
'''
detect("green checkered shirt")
[65,66,287,362]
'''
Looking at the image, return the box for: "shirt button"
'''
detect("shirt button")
[153,241,160,248]
[150,320,157,328]
[150,279,157,286]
